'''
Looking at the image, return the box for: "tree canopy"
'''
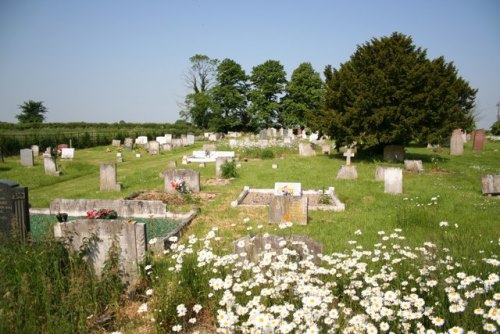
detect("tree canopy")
[16,100,48,123]
[308,32,477,149]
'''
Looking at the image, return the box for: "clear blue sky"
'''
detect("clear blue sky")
[1,0,499,129]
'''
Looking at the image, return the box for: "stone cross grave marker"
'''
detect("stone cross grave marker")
[274,182,302,196]
[0,180,30,242]
[100,163,122,191]
[20,149,34,167]
[343,148,354,166]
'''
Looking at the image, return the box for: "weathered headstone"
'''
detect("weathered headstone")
[0,180,30,242]
[384,167,403,194]
[31,145,39,157]
[450,129,464,156]
[383,145,405,162]
[269,195,308,225]
[44,156,61,176]
[343,148,354,166]
[259,129,267,140]
[404,160,424,173]
[124,138,134,150]
[54,219,146,289]
[135,136,148,145]
[20,149,34,167]
[472,129,486,152]
[187,134,195,145]
[274,182,302,196]
[162,143,172,151]
[375,166,387,181]
[216,157,233,179]
[164,169,200,193]
[481,174,500,195]
[111,139,121,147]
[299,143,316,157]
[148,141,160,155]
[100,163,122,192]
[61,148,75,159]
[171,138,183,148]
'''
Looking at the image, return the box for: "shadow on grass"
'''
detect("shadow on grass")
[0,166,11,172]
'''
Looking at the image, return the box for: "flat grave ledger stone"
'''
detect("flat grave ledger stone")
[383,145,405,162]
[299,143,316,157]
[20,149,34,167]
[0,180,30,242]
[404,160,424,173]
[100,163,122,192]
[54,219,146,289]
[481,174,500,195]
[450,129,464,156]
[164,169,200,194]
[61,148,75,159]
[274,182,302,196]
[31,145,39,157]
[384,167,403,194]
[44,156,61,176]
[135,136,148,145]
[269,195,308,225]
[472,129,486,152]
[112,139,121,147]
[148,141,160,155]
[124,138,134,150]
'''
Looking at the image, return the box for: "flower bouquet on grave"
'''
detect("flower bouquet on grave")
[171,178,189,194]
[85,208,118,219]
[280,185,294,196]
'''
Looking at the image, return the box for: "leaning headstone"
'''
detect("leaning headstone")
[100,163,122,192]
[269,195,308,225]
[44,156,61,176]
[124,138,134,150]
[111,139,121,147]
[472,129,486,152]
[404,160,424,173]
[233,234,322,264]
[481,174,500,195]
[299,143,316,157]
[20,149,34,167]
[54,219,146,289]
[0,180,30,242]
[450,129,464,156]
[164,169,200,193]
[61,148,75,159]
[31,145,39,157]
[148,141,160,155]
[383,145,405,162]
[384,167,403,194]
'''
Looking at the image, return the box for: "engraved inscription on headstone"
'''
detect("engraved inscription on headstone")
[0,180,30,242]
[269,195,308,225]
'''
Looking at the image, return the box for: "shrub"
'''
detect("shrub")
[221,160,238,179]
[491,121,500,136]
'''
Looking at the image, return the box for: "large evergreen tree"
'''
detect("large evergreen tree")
[281,62,323,128]
[210,58,249,132]
[309,32,476,149]
[248,60,287,129]
[16,100,48,123]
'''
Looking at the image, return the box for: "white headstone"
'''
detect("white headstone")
[187,134,195,145]
[61,148,75,159]
[135,136,148,145]
[274,182,302,196]
[165,134,173,143]
[343,149,355,166]
[156,136,167,145]
[384,168,403,194]
[20,149,34,167]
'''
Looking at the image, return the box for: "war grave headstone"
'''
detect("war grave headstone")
[384,167,403,194]
[450,129,464,156]
[124,138,134,150]
[383,145,405,162]
[54,219,146,289]
[61,148,75,159]
[233,234,323,265]
[44,155,61,176]
[31,145,39,157]
[472,129,486,152]
[404,160,424,173]
[20,149,34,167]
[164,169,200,194]
[112,139,121,147]
[100,163,122,192]
[148,141,160,155]
[337,148,358,179]
[0,180,30,242]
[481,174,500,196]
[298,143,316,157]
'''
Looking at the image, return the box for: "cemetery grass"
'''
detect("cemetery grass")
[1,140,499,333]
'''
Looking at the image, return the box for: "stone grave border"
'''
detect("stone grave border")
[231,186,345,212]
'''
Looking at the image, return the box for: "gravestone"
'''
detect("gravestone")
[450,129,464,156]
[383,145,405,162]
[61,148,75,159]
[404,160,424,173]
[321,144,331,155]
[284,137,292,145]
[135,153,141,158]
[0,180,30,242]
[100,163,122,192]
[187,134,195,145]
[375,166,387,181]
[298,143,316,157]
[20,149,34,167]
[135,136,148,145]
[44,156,61,176]
[111,139,121,147]
[164,169,200,193]
[162,143,172,151]
[216,157,233,179]
[124,138,134,150]
[233,234,323,264]
[156,136,167,145]
[272,164,278,169]
[165,134,172,143]
[31,145,39,157]
[57,144,68,154]
[202,144,216,152]
[54,219,146,289]
[384,167,403,194]
[274,182,302,196]
[481,174,500,195]
[269,195,308,225]
[337,148,358,179]
[259,129,267,140]
[116,152,123,163]
[472,129,486,152]
[171,138,183,148]
[148,141,160,155]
